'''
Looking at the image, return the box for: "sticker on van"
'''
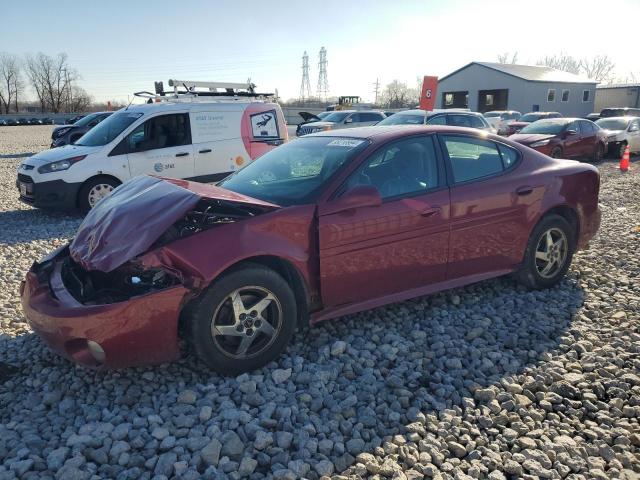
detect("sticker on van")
[250,110,279,139]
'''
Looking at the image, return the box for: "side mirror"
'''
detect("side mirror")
[564,129,577,137]
[324,185,382,215]
[344,117,353,124]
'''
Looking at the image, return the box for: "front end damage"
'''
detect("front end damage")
[21,175,279,368]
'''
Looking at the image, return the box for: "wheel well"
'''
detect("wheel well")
[76,174,122,207]
[543,205,580,245]
[178,256,311,336]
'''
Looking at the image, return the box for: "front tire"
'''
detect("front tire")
[78,176,120,213]
[550,147,563,159]
[616,141,627,159]
[187,265,297,375]
[516,214,575,289]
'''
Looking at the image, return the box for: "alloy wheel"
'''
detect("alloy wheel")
[534,227,568,279]
[210,286,282,359]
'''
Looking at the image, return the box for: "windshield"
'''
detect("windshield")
[317,111,331,119]
[323,112,350,123]
[74,112,104,127]
[596,118,629,130]
[600,109,626,118]
[219,136,369,206]
[483,112,500,118]
[519,119,568,135]
[75,112,143,147]
[520,113,545,122]
[377,113,425,125]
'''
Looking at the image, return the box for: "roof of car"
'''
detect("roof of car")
[392,109,481,117]
[308,125,494,141]
[441,62,596,84]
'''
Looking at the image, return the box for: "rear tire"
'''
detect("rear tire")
[78,176,120,213]
[187,265,297,375]
[515,214,575,289]
[550,147,562,158]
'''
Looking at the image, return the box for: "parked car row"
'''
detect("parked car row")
[0,117,55,126]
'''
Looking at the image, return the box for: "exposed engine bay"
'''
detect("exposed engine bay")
[61,256,179,305]
[155,198,265,245]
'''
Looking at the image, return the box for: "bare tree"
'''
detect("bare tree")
[580,55,615,83]
[380,80,419,108]
[24,52,77,113]
[67,85,92,112]
[497,52,519,64]
[0,53,22,114]
[537,53,581,74]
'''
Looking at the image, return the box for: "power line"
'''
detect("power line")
[299,51,311,102]
[316,47,329,102]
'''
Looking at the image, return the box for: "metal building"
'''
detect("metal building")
[436,62,596,117]
[594,84,640,112]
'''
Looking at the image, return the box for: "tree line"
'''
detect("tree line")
[0,52,92,114]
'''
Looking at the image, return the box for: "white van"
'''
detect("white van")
[17,80,287,211]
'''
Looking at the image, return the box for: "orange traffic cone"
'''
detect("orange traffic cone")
[620,145,630,172]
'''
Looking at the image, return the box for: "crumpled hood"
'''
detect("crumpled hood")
[23,144,101,166]
[509,133,556,145]
[70,175,279,272]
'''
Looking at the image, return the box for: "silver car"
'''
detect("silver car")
[376,109,494,132]
[297,110,386,136]
[595,116,640,158]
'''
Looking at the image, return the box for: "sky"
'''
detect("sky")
[3,0,640,104]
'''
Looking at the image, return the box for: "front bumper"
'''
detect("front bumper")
[16,174,82,210]
[21,249,189,369]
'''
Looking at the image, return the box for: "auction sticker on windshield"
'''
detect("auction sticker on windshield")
[327,139,365,148]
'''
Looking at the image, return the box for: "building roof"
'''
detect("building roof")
[596,83,640,89]
[440,62,597,84]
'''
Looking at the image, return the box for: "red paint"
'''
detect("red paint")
[22,125,602,369]
[419,76,438,111]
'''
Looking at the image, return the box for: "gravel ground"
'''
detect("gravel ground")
[0,128,639,479]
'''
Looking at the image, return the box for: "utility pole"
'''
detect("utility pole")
[373,78,380,106]
[316,47,329,102]
[299,51,311,102]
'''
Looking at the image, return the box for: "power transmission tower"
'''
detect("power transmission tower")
[373,78,380,105]
[316,47,329,102]
[299,51,311,102]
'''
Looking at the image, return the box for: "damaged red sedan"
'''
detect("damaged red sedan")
[21,126,601,374]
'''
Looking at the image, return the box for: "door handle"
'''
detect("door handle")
[420,207,441,217]
[515,186,533,196]
[198,148,212,154]
[175,152,189,157]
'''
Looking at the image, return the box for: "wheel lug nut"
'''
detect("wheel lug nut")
[250,310,257,317]
[239,313,246,320]
[236,325,243,332]
[246,328,254,336]
[254,319,262,328]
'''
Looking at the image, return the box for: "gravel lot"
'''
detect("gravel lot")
[0,126,638,480]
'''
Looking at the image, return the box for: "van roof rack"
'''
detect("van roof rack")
[134,79,275,103]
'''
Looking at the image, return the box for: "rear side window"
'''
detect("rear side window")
[426,115,446,125]
[359,112,384,122]
[447,114,473,127]
[497,144,519,168]
[442,135,507,183]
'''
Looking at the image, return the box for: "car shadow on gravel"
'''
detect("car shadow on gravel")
[0,275,585,478]
[0,208,81,245]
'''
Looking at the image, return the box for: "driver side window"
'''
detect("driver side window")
[126,113,191,153]
[343,136,439,200]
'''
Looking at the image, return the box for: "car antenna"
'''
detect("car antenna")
[125,95,136,110]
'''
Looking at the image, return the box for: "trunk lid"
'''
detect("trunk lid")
[70,175,279,272]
